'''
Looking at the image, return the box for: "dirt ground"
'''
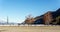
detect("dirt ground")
[0,26,60,32]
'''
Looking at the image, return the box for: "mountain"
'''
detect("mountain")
[0,20,6,24]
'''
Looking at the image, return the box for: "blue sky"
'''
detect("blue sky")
[0,0,60,23]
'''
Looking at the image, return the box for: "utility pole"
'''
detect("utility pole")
[7,16,8,24]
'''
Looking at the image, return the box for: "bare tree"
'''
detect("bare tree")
[24,14,35,24]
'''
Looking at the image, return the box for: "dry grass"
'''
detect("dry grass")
[0,26,60,32]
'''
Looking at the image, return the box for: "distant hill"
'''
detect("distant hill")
[34,8,60,25]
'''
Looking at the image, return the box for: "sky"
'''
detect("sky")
[0,0,60,23]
